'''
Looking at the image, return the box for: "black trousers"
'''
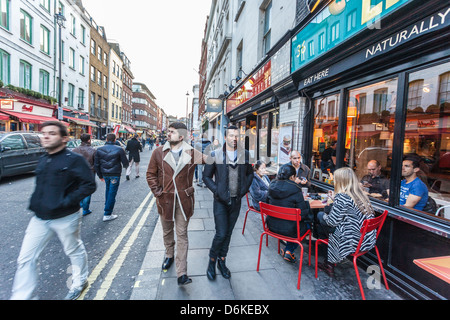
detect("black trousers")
[209,197,241,259]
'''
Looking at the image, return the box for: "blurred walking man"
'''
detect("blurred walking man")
[126,134,143,180]
[11,121,96,300]
[73,133,97,216]
[95,133,129,221]
[147,122,204,285]
[203,125,254,280]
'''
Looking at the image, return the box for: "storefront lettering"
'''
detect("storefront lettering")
[366,7,450,59]
[417,120,437,128]
[22,105,33,112]
[303,68,330,86]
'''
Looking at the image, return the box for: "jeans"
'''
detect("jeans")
[197,164,204,185]
[209,197,242,259]
[11,213,88,300]
[80,195,92,215]
[104,176,120,216]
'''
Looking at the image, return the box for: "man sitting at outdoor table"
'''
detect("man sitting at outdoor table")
[285,151,311,189]
[400,156,429,211]
[360,160,390,199]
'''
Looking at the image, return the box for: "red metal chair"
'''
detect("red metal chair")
[257,202,312,290]
[242,193,260,235]
[315,210,390,300]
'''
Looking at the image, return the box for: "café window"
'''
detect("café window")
[346,79,397,200]
[312,92,340,183]
[401,62,450,220]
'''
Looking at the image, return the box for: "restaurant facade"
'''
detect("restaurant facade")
[226,0,449,299]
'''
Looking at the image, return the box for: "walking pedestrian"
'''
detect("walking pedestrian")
[10,121,96,300]
[94,133,129,222]
[126,134,143,180]
[203,125,254,280]
[194,135,211,187]
[146,122,205,285]
[73,133,97,216]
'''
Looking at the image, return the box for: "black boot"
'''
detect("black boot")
[217,257,231,279]
[318,260,335,277]
[206,258,216,280]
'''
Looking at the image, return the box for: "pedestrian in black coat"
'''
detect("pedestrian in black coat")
[126,135,143,180]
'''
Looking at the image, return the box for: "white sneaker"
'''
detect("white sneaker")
[103,214,118,222]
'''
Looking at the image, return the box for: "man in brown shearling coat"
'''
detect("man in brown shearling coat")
[146,122,205,285]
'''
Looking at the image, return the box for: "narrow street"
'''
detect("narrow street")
[0,148,157,300]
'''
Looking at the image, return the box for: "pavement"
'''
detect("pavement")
[130,184,403,301]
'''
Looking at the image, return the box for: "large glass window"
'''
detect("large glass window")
[40,25,50,54]
[312,93,340,183]
[1,0,10,30]
[402,62,450,219]
[39,69,49,95]
[20,10,32,44]
[19,60,32,89]
[347,79,397,200]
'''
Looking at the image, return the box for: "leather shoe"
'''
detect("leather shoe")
[217,257,231,279]
[177,274,192,285]
[206,258,216,280]
[162,257,174,271]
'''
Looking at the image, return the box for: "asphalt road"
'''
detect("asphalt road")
[0,146,158,300]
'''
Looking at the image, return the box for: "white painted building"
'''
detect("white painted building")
[108,43,122,130]
[0,0,56,96]
[56,0,90,111]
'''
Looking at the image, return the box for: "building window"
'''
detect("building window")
[97,70,101,86]
[40,25,50,54]
[40,0,50,12]
[262,1,272,55]
[331,21,340,43]
[97,46,102,62]
[70,14,76,36]
[19,60,32,89]
[58,1,65,16]
[103,52,108,66]
[346,79,398,196]
[402,62,450,217]
[0,49,10,84]
[20,10,32,44]
[68,83,75,107]
[104,75,108,89]
[90,65,95,82]
[79,55,85,75]
[91,39,96,56]
[61,41,65,62]
[318,32,325,53]
[78,88,84,109]
[81,25,86,45]
[69,47,75,69]
[0,0,10,30]
[39,69,49,95]
[90,92,95,115]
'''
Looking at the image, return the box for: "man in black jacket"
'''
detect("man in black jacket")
[95,133,129,221]
[125,134,142,180]
[203,126,254,281]
[11,121,96,300]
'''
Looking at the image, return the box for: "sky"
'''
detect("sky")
[81,0,212,118]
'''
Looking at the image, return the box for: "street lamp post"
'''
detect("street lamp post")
[55,10,65,121]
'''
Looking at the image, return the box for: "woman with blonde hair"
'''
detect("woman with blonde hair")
[316,167,377,277]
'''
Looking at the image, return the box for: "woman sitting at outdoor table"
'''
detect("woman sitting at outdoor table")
[249,160,270,211]
[316,167,377,277]
[267,164,312,263]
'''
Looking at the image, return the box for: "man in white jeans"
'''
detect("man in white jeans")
[10,121,96,300]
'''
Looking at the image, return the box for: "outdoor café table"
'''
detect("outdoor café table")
[309,199,327,209]
[413,256,450,284]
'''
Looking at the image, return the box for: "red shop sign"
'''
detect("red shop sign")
[226,60,271,114]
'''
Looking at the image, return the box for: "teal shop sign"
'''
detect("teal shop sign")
[291,0,412,73]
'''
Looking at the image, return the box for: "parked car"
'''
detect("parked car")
[0,132,46,181]
[67,138,106,150]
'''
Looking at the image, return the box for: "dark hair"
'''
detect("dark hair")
[224,125,239,136]
[403,155,421,169]
[254,160,265,172]
[41,121,68,137]
[80,133,91,143]
[168,122,188,141]
[106,133,116,142]
[277,164,296,180]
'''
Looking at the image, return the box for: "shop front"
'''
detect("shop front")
[0,95,58,132]
[290,0,450,299]
[63,109,98,139]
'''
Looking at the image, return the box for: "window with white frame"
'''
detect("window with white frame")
[262,1,272,55]
[69,47,75,69]
[40,25,50,54]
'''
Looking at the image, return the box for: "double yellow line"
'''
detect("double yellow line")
[79,191,155,300]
